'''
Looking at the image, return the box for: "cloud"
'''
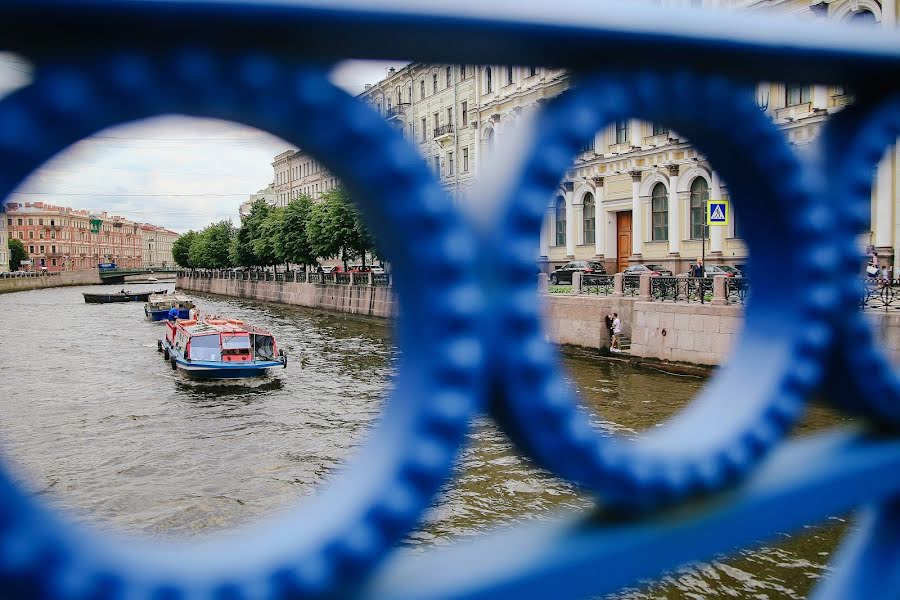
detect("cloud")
[0,54,404,234]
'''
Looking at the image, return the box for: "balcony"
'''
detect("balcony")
[386,102,409,122]
[433,123,454,147]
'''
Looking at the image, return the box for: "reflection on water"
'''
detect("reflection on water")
[0,283,847,598]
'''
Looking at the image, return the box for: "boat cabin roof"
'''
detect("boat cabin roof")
[175,319,273,338]
[149,293,192,303]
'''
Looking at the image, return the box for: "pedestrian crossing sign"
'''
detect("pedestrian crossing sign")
[706,200,728,226]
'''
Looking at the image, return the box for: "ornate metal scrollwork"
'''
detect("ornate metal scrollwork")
[0,2,898,599]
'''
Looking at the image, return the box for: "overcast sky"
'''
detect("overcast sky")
[0,55,407,233]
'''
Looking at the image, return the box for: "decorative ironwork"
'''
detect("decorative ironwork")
[622,274,641,297]
[307,273,323,284]
[581,274,614,296]
[726,277,751,305]
[860,278,900,311]
[1,3,898,600]
[651,276,714,303]
[373,273,391,287]
[336,273,352,284]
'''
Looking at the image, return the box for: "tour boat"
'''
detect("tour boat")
[144,293,196,322]
[159,317,287,379]
[83,289,168,304]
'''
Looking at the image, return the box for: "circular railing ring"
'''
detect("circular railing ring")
[488,70,841,512]
[0,51,484,598]
[820,93,900,423]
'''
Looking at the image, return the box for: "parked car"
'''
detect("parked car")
[677,265,736,277]
[717,265,743,277]
[549,260,607,285]
[348,265,372,274]
[370,266,386,275]
[622,264,673,277]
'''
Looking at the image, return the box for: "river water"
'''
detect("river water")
[0,283,849,599]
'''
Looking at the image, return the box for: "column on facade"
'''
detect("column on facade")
[593,177,605,258]
[666,165,680,255]
[710,171,725,254]
[883,0,896,26]
[546,206,556,255]
[539,205,550,258]
[630,171,642,256]
[629,119,643,149]
[875,150,894,252]
[574,198,584,247]
[564,182,575,257]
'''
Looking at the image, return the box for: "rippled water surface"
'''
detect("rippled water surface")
[0,283,849,598]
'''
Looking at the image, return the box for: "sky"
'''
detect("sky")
[0,55,407,234]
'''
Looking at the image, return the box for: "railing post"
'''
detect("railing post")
[712,276,727,305]
[639,274,652,301]
[367,272,373,286]
[612,273,624,297]
[350,272,356,285]
[572,271,582,295]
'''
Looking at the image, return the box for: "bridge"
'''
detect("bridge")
[98,268,179,284]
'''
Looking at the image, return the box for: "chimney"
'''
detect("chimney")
[388,67,395,76]
[364,84,372,90]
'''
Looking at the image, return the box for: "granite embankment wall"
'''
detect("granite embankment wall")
[542,295,742,366]
[177,275,396,319]
[0,269,101,294]
[178,274,900,367]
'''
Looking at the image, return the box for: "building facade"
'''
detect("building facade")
[270,0,898,275]
[5,202,176,272]
[240,183,276,219]
[0,210,8,273]
[140,224,179,268]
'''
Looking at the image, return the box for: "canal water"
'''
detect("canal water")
[0,283,849,598]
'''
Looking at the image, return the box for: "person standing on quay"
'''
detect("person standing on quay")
[691,257,704,278]
[609,312,622,353]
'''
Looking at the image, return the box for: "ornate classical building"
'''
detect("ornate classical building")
[140,224,179,268]
[5,202,177,272]
[271,0,897,274]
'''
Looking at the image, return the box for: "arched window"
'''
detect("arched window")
[690,177,709,239]
[507,65,514,85]
[651,183,668,241]
[485,67,492,94]
[395,86,401,104]
[432,72,438,94]
[420,79,425,100]
[555,196,566,246]
[850,9,877,24]
[485,128,495,152]
[583,193,595,245]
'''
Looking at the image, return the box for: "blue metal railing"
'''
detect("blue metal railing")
[0,2,898,599]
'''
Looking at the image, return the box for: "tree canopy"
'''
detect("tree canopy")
[175,187,379,271]
[8,238,26,271]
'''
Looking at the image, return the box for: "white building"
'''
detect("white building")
[240,183,277,219]
[270,0,898,274]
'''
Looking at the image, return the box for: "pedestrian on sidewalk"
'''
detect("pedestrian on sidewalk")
[610,312,622,353]
[691,257,704,278]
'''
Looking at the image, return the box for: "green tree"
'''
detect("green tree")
[306,187,376,269]
[203,220,236,268]
[188,231,209,269]
[254,207,282,271]
[8,238,26,271]
[277,195,317,271]
[232,199,271,267]
[172,230,197,269]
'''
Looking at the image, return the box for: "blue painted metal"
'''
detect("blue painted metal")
[0,1,896,599]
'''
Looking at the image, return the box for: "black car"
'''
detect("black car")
[622,264,673,277]
[550,260,607,285]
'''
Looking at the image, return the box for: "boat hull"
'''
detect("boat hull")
[84,289,168,304]
[146,308,191,322]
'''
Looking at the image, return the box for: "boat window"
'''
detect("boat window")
[222,334,250,350]
[189,335,222,362]
[254,335,276,361]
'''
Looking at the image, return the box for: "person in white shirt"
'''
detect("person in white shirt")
[610,313,622,353]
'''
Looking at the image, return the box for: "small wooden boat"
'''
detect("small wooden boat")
[159,316,287,379]
[83,289,168,304]
[145,293,196,321]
